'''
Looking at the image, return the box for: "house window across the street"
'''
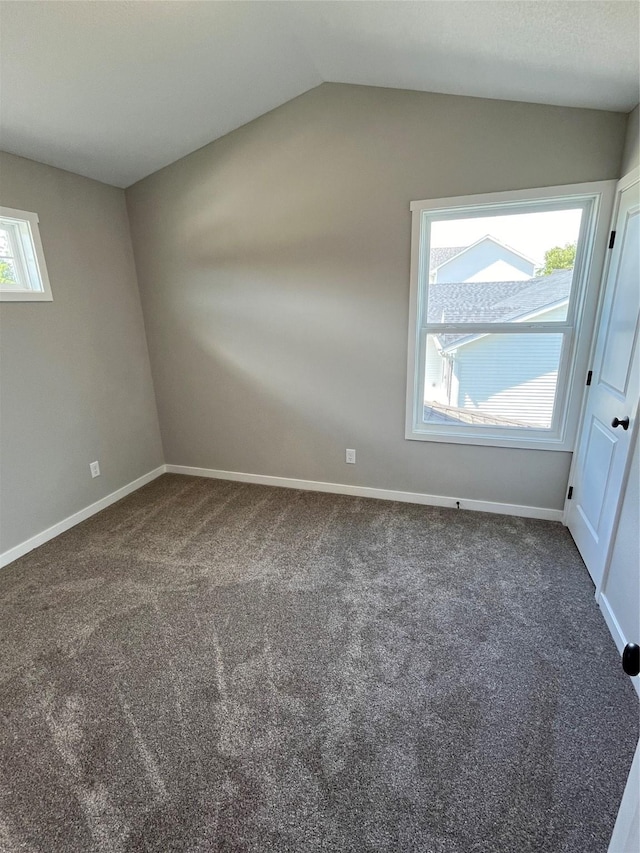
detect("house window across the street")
[0,207,52,301]
[406,182,615,450]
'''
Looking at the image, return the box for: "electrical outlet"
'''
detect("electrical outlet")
[90,461,101,478]
[346,448,356,464]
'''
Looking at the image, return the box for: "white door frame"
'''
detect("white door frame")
[597,415,640,695]
[568,164,640,853]
[608,734,640,853]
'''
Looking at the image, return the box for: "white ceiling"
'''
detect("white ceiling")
[1,1,638,188]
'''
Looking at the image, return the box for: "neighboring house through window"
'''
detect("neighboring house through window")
[406,182,616,450]
[429,235,536,283]
[0,207,52,301]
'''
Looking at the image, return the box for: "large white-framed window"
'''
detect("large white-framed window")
[406,181,616,451]
[0,207,52,302]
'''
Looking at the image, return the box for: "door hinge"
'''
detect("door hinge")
[586,370,593,386]
[609,230,616,249]
[567,486,574,500]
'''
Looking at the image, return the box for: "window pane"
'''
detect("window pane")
[0,257,18,285]
[422,332,564,429]
[426,208,583,324]
[0,209,52,301]
[0,228,13,257]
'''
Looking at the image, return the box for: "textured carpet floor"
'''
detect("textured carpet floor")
[0,474,637,853]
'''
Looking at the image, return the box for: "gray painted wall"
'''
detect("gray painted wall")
[622,104,639,175]
[0,152,163,553]
[126,83,627,510]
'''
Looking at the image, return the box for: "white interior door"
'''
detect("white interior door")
[566,169,640,589]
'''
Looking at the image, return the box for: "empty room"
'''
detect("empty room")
[1,1,639,851]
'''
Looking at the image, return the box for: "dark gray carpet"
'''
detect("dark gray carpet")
[0,474,637,853]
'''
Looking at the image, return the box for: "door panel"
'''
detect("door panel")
[577,417,616,537]
[599,208,640,395]
[567,175,640,589]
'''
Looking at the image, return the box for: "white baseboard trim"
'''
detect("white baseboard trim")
[165,464,564,521]
[599,591,640,698]
[0,465,166,569]
[1,463,564,570]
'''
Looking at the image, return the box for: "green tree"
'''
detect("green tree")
[0,259,16,285]
[536,242,576,276]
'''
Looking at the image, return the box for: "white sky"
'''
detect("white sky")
[430,209,583,266]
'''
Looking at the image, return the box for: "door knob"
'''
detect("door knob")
[622,643,640,677]
[611,416,630,430]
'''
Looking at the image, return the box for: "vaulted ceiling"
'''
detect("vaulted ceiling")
[1,1,638,187]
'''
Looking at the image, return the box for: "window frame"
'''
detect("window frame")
[0,207,52,302]
[405,181,616,451]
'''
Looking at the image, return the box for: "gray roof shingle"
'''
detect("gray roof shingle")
[428,268,573,348]
[429,246,466,269]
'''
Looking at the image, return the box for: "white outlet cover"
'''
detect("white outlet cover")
[346,449,356,464]
[90,461,100,478]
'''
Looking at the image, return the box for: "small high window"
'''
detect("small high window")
[406,182,615,450]
[0,207,52,301]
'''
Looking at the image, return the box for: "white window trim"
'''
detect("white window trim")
[0,206,52,302]
[405,181,616,451]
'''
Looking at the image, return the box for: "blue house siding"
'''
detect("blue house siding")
[452,332,563,428]
[424,335,446,398]
[424,275,572,427]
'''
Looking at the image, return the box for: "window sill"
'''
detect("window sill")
[405,427,573,452]
[0,290,53,302]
